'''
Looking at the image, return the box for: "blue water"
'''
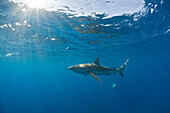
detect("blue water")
[0,0,170,113]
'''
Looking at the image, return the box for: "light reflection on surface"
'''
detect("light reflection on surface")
[21,0,53,9]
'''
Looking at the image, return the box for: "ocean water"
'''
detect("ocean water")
[0,0,170,113]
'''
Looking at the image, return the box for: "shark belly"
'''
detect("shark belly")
[92,71,111,75]
[73,69,89,75]
[73,68,111,75]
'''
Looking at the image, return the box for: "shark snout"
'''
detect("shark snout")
[68,66,73,70]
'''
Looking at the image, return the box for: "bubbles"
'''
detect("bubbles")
[6,52,20,57]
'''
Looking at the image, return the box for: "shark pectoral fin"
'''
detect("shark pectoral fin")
[88,71,102,82]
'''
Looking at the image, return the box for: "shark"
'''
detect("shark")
[68,58,129,82]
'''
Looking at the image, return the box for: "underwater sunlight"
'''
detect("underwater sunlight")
[0,0,169,113]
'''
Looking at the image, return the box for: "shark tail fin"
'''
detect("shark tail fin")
[117,58,129,77]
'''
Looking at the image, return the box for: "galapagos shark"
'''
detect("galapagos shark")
[68,58,129,82]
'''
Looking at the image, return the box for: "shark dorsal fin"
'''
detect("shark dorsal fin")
[94,57,100,65]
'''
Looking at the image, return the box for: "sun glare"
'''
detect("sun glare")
[24,0,51,8]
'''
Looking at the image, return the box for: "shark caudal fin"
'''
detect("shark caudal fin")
[117,58,129,77]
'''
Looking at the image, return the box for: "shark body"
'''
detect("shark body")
[68,58,129,82]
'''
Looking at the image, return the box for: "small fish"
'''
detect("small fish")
[112,82,118,88]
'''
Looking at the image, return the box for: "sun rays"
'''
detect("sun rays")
[6,0,73,58]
